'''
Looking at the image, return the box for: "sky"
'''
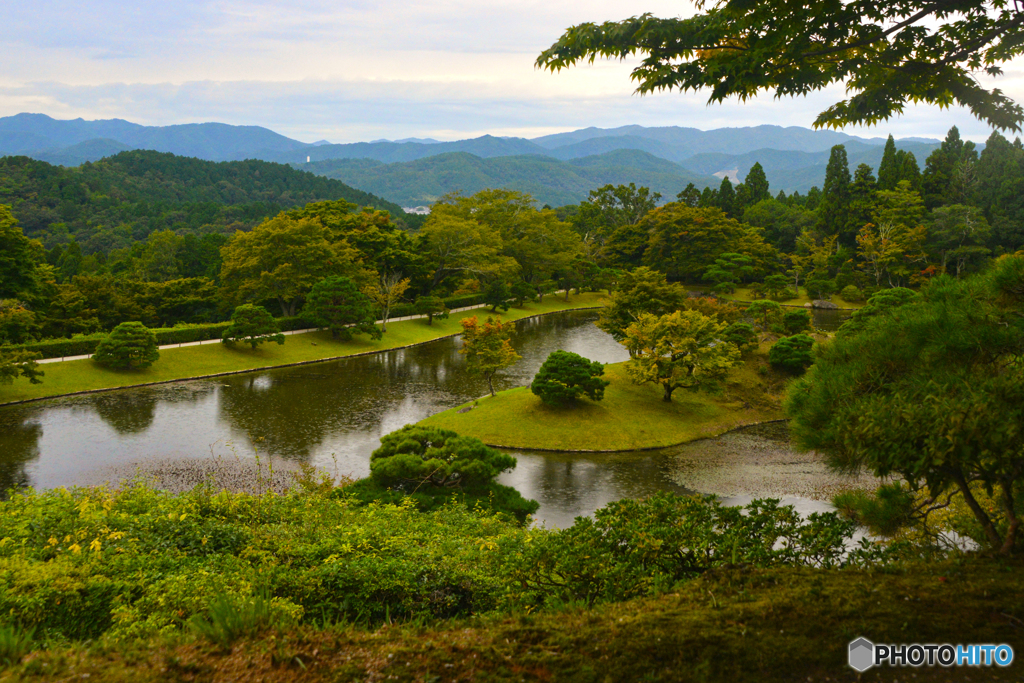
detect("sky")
[2,0,1021,144]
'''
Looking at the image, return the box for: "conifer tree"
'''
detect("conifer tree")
[93,322,159,370]
[744,162,771,204]
[877,135,900,191]
[818,145,852,242]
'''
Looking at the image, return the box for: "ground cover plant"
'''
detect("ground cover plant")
[0,479,887,645]
[0,478,1019,681]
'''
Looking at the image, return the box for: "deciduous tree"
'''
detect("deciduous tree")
[537,2,1024,132]
[362,272,411,332]
[219,214,367,317]
[622,310,741,402]
[459,316,521,397]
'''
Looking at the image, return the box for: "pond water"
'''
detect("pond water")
[0,309,863,527]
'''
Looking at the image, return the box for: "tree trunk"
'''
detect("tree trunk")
[427,313,434,326]
[564,288,570,302]
[278,298,291,317]
[1000,478,1020,555]
[487,373,496,397]
[662,383,674,402]
[952,469,1003,551]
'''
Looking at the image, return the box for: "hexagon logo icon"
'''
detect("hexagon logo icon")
[848,638,875,672]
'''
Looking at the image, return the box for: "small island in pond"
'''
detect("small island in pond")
[420,351,786,452]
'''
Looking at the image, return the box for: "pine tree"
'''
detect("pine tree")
[93,322,159,370]
[221,304,285,349]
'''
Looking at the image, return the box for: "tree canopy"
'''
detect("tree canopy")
[537,1,1024,132]
[786,256,1024,554]
[459,316,521,397]
[623,310,741,402]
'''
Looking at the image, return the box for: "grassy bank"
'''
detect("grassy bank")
[0,293,607,405]
[4,558,1020,682]
[420,349,786,451]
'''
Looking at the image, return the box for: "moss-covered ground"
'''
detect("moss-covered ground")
[0,294,607,405]
[420,348,786,451]
[5,558,1020,682]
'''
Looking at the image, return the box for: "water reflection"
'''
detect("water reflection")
[0,311,629,497]
[0,411,41,492]
[0,311,864,525]
[93,392,159,435]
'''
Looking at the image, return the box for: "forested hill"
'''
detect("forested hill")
[0,151,409,253]
[307,150,717,207]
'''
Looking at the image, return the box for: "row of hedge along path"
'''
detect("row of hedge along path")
[36,297,570,365]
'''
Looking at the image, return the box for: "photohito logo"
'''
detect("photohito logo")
[849,638,1014,671]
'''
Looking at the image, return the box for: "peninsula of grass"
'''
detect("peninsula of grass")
[0,293,607,405]
[420,349,786,451]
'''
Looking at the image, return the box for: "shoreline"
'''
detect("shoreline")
[479,418,790,453]
[0,302,604,409]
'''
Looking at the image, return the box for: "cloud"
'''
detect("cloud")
[1,1,1022,143]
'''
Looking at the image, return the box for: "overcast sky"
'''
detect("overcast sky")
[2,1,1021,143]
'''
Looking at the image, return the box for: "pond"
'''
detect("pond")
[0,310,863,526]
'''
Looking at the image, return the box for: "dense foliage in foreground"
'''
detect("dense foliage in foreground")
[0,483,890,646]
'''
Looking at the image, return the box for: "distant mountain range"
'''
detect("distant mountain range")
[0,113,947,206]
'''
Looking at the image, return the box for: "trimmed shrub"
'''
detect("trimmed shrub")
[782,309,812,335]
[721,322,758,353]
[840,285,865,302]
[370,425,517,490]
[769,334,815,374]
[93,322,159,370]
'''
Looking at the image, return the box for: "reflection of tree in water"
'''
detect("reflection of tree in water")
[216,343,473,461]
[517,451,689,511]
[0,416,41,496]
[93,391,159,435]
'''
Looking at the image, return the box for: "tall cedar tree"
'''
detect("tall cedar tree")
[818,145,853,245]
[744,163,770,205]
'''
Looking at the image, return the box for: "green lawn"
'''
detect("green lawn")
[420,351,786,451]
[0,293,607,405]
[718,286,867,309]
